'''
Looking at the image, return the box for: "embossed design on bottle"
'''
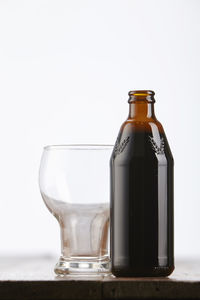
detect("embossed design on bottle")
[114,136,130,155]
[149,136,165,155]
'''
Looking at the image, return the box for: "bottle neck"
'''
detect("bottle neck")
[128,102,155,119]
[128,90,156,120]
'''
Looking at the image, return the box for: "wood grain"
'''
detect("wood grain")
[0,256,199,299]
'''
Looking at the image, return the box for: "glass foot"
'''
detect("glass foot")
[54,256,110,275]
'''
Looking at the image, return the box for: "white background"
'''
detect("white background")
[0,0,199,258]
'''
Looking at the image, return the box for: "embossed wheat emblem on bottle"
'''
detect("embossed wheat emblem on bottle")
[114,136,130,155]
[149,136,165,155]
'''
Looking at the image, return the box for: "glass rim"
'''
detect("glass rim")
[43,144,114,151]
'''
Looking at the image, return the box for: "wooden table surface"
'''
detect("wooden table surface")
[0,256,200,299]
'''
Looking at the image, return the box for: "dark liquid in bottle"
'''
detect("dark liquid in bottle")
[110,122,174,277]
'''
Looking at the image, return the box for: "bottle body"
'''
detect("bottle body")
[110,91,174,277]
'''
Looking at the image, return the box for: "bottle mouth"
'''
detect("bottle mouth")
[128,90,155,103]
[129,90,155,96]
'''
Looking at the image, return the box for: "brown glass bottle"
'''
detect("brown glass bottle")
[110,90,174,277]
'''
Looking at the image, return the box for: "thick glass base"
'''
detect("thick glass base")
[54,256,111,275]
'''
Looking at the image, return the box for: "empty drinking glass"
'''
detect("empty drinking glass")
[39,144,113,275]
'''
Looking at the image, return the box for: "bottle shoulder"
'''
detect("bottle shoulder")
[111,119,173,162]
[121,118,164,134]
